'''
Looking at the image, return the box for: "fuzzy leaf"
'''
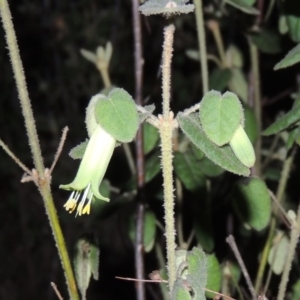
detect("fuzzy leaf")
[69,140,88,160]
[274,43,300,70]
[138,104,155,124]
[177,112,250,176]
[199,91,243,146]
[232,177,271,231]
[172,279,192,300]
[95,88,139,142]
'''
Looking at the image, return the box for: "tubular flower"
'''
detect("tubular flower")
[60,125,115,216]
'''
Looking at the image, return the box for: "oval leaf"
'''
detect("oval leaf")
[206,255,222,299]
[177,112,250,176]
[231,177,271,231]
[143,122,159,154]
[200,91,243,146]
[225,0,259,15]
[95,88,139,142]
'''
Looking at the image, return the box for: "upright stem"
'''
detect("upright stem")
[131,0,146,299]
[0,1,79,299]
[249,40,262,177]
[277,203,300,300]
[162,25,175,117]
[160,24,177,294]
[194,0,209,94]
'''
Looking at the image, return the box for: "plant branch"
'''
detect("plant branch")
[0,1,79,299]
[194,0,209,94]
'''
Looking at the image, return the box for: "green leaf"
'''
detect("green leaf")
[287,15,300,43]
[200,91,243,146]
[228,68,248,103]
[172,279,192,300]
[209,68,232,91]
[250,29,281,54]
[128,210,156,252]
[145,151,161,183]
[206,255,222,299]
[74,235,100,300]
[95,88,139,142]
[244,105,258,144]
[274,43,300,70]
[174,151,205,191]
[268,232,289,275]
[69,140,88,160]
[198,157,224,177]
[225,0,259,15]
[232,178,271,231]
[143,122,159,154]
[186,247,207,300]
[262,105,300,135]
[177,112,250,176]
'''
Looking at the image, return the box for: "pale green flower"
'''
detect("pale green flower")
[60,125,115,216]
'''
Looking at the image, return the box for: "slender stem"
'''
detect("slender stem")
[159,24,177,295]
[0,1,79,299]
[194,0,209,94]
[162,25,175,117]
[226,235,256,300]
[97,66,111,88]
[159,115,177,293]
[277,203,300,300]
[131,1,146,300]
[249,39,262,177]
[254,147,297,292]
[207,20,227,67]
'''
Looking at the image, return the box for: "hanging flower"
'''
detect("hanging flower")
[60,125,116,216]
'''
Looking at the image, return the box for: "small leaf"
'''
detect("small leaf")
[185,49,199,61]
[96,46,105,60]
[186,247,207,300]
[262,105,300,135]
[80,49,97,64]
[138,104,155,124]
[145,151,161,183]
[286,15,300,43]
[225,0,259,15]
[199,91,243,146]
[226,45,244,68]
[74,234,100,300]
[268,232,289,275]
[244,105,258,144]
[69,140,88,160]
[177,112,250,176]
[274,43,300,70]
[228,69,248,103]
[250,29,282,54]
[129,210,156,253]
[143,122,159,154]
[232,177,271,231]
[209,68,232,91]
[95,88,139,142]
[206,255,222,299]
[105,41,113,63]
[174,151,205,191]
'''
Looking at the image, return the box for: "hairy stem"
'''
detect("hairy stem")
[160,24,177,294]
[0,1,79,299]
[194,0,209,94]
